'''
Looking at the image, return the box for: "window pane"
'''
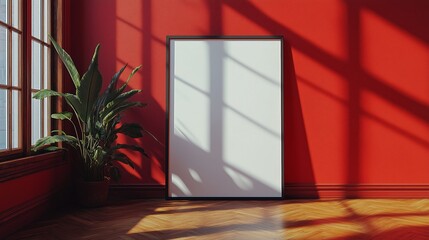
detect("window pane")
[0,89,7,150]
[43,0,50,42]
[43,46,49,88]
[31,93,41,145]
[0,26,7,85]
[32,0,41,39]
[32,40,41,89]
[12,90,19,148]
[43,98,48,137]
[43,46,50,137]
[0,0,7,24]
[12,0,19,29]
[12,31,19,87]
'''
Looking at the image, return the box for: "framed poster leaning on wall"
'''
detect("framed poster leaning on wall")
[166,36,284,199]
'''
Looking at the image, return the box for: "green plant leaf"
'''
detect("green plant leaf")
[103,101,145,125]
[49,36,80,89]
[105,65,142,104]
[51,112,73,120]
[77,44,102,122]
[106,89,140,109]
[63,93,83,121]
[44,146,63,151]
[101,90,141,118]
[117,65,142,94]
[107,64,127,94]
[114,123,143,138]
[94,146,106,163]
[51,129,67,135]
[95,65,128,115]
[32,135,79,151]
[33,89,62,99]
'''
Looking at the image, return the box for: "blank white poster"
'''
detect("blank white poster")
[168,38,283,198]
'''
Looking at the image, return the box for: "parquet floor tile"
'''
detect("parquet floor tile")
[7,199,429,239]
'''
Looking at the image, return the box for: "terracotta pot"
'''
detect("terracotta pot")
[76,177,110,207]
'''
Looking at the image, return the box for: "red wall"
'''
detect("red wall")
[70,0,429,195]
[0,159,69,238]
[0,164,69,213]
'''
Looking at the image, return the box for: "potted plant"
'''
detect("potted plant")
[33,37,148,207]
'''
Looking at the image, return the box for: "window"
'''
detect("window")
[0,0,55,158]
[0,0,22,153]
[31,0,51,145]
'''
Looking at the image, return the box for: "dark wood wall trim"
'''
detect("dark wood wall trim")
[0,151,67,182]
[111,183,429,199]
[110,184,165,199]
[285,184,429,199]
[0,187,69,239]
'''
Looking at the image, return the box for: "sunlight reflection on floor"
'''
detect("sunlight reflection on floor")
[126,199,429,239]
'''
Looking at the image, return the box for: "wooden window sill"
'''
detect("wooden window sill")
[0,151,67,182]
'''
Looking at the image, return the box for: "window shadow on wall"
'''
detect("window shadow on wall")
[103,0,429,199]
[224,0,429,198]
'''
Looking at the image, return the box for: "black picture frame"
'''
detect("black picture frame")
[166,36,284,200]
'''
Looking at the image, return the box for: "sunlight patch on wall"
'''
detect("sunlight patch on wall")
[223,0,348,61]
[292,50,350,183]
[293,49,348,102]
[359,90,429,182]
[361,90,429,145]
[116,0,143,85]
[361,9,429,104]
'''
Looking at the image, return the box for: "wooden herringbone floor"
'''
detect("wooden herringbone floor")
[7,199,429,239]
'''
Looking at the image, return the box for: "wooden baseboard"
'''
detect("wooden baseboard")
[0,188,68,239]
[109,184,165,199]
[110,184,429,199]
[285,184,429,199]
